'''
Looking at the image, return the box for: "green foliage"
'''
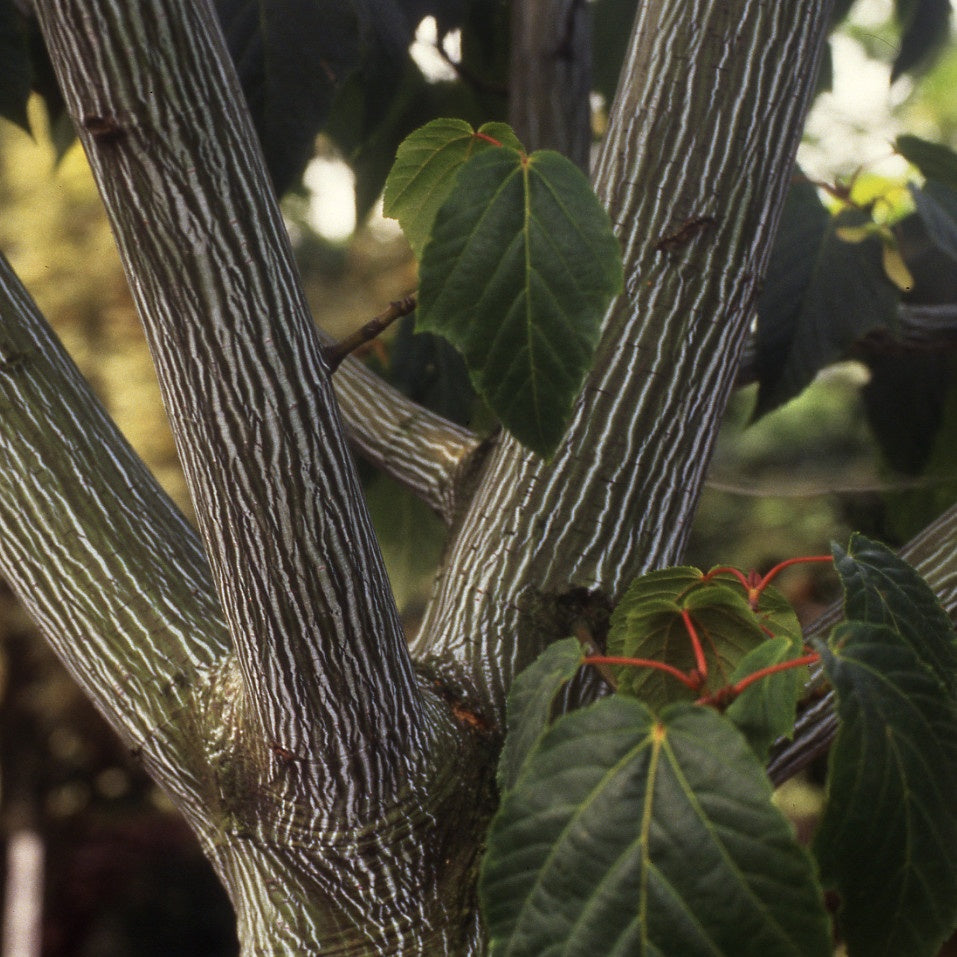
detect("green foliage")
[897,133,957,191]
[725,635,803,762]
[606,567,768,706]
[756,187,899,416]
[816,622,957,957]
[483,535,957,955]
[815,537,957,954]
[909,179,957,260]
[892,0,952,80]
[834,533,957,690]
[398,125,622,457]
[497,636,584,792]
[383,118,522,258]
[482,697,831,957]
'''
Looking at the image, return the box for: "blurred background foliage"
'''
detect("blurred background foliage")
[1,0,957,952]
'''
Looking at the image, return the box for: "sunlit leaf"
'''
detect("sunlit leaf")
[882,242,914,291]
[417,146,622,457]
[383,118,523,258]
[482,698,831,957]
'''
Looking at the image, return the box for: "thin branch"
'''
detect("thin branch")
[323,295,416,373]
[0,250,229,814]
[333,356,482,523]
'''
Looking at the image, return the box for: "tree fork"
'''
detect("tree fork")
[414,0,838,723]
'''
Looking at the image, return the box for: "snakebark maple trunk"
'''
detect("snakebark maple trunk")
[0,0,908,953]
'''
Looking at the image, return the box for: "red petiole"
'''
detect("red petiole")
[585,554,833,709]
[583,655,700,691]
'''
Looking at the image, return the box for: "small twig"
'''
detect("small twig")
[437,44,508,95]
[323,295,417,373]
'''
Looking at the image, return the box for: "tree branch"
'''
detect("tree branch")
[509,0,592,170]
[334,356,481,524]
[321,296,482,523]
[35,0,429,810]
[323,296,416,373]
[0,250,229,815]
[414,0,836,723]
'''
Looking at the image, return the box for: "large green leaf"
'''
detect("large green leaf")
[605,568,769,708]
[896,134,957,192]
[833,533,957,693]
[815,622,957,957]
[909,180,957,262]
[481,698,830,957]
[756,188,899,416]
[892,0,951,81]
[498,637,584,792]
[417,146,622,457]
[383,118,522,258]
[0,0,30,132]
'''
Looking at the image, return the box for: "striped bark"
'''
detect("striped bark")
[0,0,910,953]
[30,0,492,952]
[414,0,838,723]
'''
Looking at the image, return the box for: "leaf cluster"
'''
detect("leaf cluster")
[481,534,957,956]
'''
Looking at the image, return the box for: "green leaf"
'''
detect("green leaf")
[0,0,30,132]
[756,196,899,416]
[833,533,957,693]
[909,180,957,262]
[481,698,831,957]
[896,134,957,193]
[892,0,951,81]
[498,637,584,792]
[383,117,523,258]
[750,582,804,648]
[815,622,957,957]
[725,636,804,762]
[606,568,768,708]
[417,147,622,458]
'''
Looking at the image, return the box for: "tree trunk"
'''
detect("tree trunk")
[3,0,928,952]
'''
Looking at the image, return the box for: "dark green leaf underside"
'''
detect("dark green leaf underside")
[816,622,957,957]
